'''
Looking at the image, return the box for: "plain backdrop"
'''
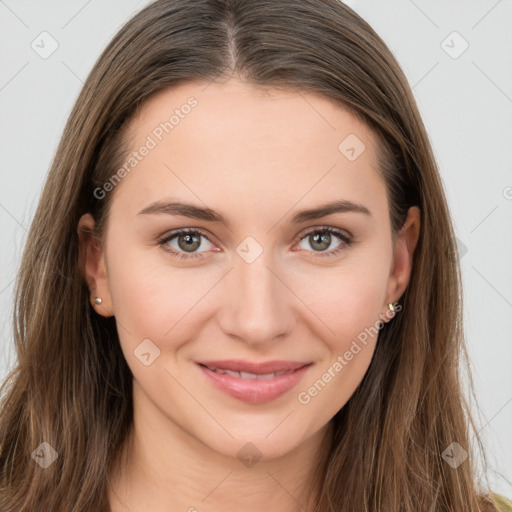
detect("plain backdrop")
[1,0,511,499]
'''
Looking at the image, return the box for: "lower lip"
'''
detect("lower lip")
[197,363,313,404]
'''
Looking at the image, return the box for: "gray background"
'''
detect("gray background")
[1,0,511,498]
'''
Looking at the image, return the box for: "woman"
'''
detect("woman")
[0,1,510,510]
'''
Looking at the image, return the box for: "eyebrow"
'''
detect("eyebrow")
[137,199,372,227]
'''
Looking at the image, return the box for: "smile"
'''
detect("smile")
[203,366,295,379]
[196,361,314,404]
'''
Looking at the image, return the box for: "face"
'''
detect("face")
[79,78,419,461]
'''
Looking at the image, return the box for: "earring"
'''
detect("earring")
[388,303,395,312]
[92,297,102,305]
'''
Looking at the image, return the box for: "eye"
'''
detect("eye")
[158,226,354,261]
[158,229,217,260]
[295,226,353,257]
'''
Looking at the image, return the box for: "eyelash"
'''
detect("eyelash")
[158,226,354,261]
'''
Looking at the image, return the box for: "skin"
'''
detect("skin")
[78,78,420,512]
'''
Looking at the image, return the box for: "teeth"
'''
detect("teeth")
[240,371,257,379]
[206,366,285,379]
[257,373,276,380]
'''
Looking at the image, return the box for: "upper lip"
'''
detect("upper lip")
[196,359,312,374]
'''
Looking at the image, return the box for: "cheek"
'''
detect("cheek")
[292,251,391,416]
[106,242,220,347]
[294,269,387,418]
[107,230,391,355]
[290,253,390,348]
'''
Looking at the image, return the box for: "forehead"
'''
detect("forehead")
[114,79,386,224]
[127,78,378,158]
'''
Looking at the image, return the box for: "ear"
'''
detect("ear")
[77,213,113,317]
[382,206,421,319]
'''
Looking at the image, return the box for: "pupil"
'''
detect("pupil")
[312,232,330,251]
[179,234,200,252]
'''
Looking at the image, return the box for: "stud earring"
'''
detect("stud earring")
[388,303,395,312]
[92,297,102,305]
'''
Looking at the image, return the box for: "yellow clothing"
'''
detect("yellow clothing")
[491,493,512,512]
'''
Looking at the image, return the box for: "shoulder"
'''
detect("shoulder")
[490,493,512,512]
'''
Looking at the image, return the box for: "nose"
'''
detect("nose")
[217,250,297,347]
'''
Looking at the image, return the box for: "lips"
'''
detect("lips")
[196,359,310,375]
[201,367,291,380]
[196,359,313,404]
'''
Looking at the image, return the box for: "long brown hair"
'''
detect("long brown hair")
[0,1,501,510]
